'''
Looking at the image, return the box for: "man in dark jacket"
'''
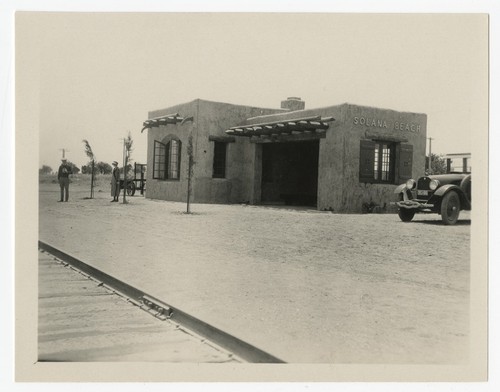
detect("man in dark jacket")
[57,158,72,202]
[111,161,120,202]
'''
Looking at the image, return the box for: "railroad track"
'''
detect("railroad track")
[38,241,285,363]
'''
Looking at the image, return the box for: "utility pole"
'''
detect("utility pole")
[59,148,69,159]
[427,137,433,173]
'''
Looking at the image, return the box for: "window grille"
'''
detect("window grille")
[373,142,394,183]
[360,139,404,184]
[153,138,181,180]
[153,140,166,179]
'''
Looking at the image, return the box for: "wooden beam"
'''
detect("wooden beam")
[143,113,185,130]
[225,116,332,137]
[250,132,326,143]
[209,135,236,143]
[149,112,180,121]
[228,115,321,131]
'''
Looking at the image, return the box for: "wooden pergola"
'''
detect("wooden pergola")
[225,115,334,141]
[141,113,193,132]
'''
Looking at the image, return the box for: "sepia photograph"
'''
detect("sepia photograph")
[4,0,496,388]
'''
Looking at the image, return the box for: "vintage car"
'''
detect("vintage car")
[393,173,471,225]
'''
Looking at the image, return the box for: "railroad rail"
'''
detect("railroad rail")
[38,241,285,363]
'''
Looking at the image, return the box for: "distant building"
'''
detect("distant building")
[443,153,471,173]
[142,98,427,213]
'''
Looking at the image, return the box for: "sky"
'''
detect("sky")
[13,9,488,172]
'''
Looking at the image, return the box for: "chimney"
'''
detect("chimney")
[281,97,305,111]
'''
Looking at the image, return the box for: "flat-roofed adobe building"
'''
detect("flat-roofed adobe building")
[142,97,427,213]
[443,153,471,173]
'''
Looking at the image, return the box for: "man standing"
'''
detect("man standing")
[57,158,72,202]
[111,161,120,202]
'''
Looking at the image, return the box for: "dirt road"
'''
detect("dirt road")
[38,177,470,363]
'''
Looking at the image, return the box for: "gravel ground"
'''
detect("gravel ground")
[38,176,470,363]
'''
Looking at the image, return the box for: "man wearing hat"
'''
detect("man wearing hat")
[111,161,120,202]
[57,158,73,202]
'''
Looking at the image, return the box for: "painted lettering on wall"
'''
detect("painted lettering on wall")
[394,121,421,133]
[353,116,421,133]
[353,116,388,128]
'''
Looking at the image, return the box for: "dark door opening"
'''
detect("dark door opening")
[261,140,319,207]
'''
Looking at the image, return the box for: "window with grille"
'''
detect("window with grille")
[212,141,227,178]
[153,140,166,179]
[359,140,410,184]
[373,142,394,182]
[153,138,181,180]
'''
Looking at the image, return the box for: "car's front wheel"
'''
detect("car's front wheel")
[398,208,415,222]
[440,191,461,225]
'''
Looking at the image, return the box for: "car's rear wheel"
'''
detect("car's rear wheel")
[440,191,461,225]
[398,208,415,222]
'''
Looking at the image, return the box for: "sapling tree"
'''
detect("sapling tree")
[186,135,195,214]
[82,139,96,198]
[122,132,134,204]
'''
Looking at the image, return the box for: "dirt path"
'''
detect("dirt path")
[38,180,470,363]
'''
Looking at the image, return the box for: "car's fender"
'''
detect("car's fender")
[460,175,471,199]
[433,184,461,197]
[394,183,407,194]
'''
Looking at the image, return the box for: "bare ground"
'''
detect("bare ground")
[38,175,470,363]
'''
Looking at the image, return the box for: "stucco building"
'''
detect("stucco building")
[443,153,471,173]
[142,97,427,213]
